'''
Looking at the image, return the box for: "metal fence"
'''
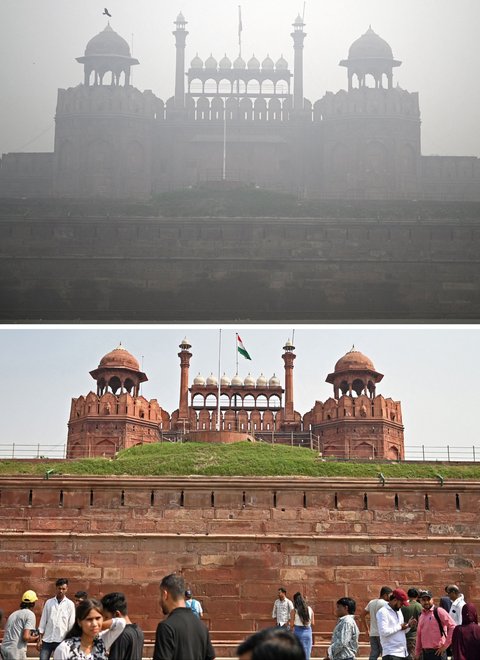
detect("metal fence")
[1,440,480,463]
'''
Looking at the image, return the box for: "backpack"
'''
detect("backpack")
[432,606,446,639]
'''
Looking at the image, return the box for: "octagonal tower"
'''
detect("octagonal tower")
[303,347,404,460]
[67,344,169,458]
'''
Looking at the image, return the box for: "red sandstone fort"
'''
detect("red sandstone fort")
[1,343,479,658]
[67,340,404,460]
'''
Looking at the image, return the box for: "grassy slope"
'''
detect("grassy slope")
[0,442,480,479]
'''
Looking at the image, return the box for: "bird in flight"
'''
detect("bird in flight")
[103,8,112,17]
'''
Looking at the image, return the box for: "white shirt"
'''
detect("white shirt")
[376,604,408,658]
[39,596,75,643]
[272,598,294,625]
[449,595,465,625]
[53,618,126,659]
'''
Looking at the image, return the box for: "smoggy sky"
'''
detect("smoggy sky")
[1,0,480,157]
[1,325,479,461]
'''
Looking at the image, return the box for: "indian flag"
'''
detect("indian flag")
[237,334,251,360]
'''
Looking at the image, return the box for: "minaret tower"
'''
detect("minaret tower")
[176,336,192,431]
[291,14,306,111]
[280,339,301,431]
[172,12,189,109]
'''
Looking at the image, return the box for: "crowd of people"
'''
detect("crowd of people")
[1,576,480,660]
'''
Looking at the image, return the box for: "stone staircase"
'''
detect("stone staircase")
[142,628,370,659]
[25,629,371,659]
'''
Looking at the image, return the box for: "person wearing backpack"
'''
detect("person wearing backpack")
[415,590,456,660]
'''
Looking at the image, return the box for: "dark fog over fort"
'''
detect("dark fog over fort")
[0,1,479,322]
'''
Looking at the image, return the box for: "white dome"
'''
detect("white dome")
[233,55,246,69]
[220,373,231,386]
[205,54,217,69]
[247,54,260,69]
[276,55,288,70]
[262,55,274,70]
[269,373,281,387]
[256,373,267,387]
[219,54,232,69]
[244,373,255,386]
[231,373,242,386]
[191,53,203,69]
[206,372,218,386]
[193,372,205,386]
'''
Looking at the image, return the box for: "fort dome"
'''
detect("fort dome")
[219,54,232,69]
[247,55,260,69]
[256,373,267,387]
[262,55,274,70]
[98,344,140,371]
[231,374,243,386]
[193,373,206,386]
[348,26,394,60]
[85,24,132,58]
[275,55,288,70]
[221,373,231,386]
[205,54,218,69]
[206,373,218,386]
[233,55,246,69]
[269,374,280,387]
[334,348,375,372]
[191,54,203,69]
[244,373,255,386]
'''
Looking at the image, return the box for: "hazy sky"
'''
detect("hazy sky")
[1,325,479,461]
[1,0,480,157]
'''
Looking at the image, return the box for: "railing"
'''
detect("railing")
[0,443,66,459]
[1,441,480,462]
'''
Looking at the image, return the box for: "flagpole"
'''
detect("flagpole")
[222,104,227,181]
[217,329,222,431]
[235,332,239,375]
[238,5,242,58]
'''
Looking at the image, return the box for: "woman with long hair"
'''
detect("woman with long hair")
[291,592,314,660]
[53,598,125,659]
[451,603,480,660]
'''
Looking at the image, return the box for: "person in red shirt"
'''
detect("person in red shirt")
[415,590,456,660]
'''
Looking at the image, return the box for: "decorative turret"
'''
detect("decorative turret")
[76,24,139,87]
[326,346,383,399]
[340,26,401,91]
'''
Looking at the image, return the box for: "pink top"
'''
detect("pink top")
[415,606,456,655]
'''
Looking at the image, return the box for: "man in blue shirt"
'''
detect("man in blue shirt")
[185,590,203,618]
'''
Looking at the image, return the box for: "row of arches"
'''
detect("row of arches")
[185,95,292,122]
[193,408,280,432]
[192,392,282,409]
[188,78,290,96]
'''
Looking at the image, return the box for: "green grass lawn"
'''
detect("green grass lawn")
[1,442,480,479]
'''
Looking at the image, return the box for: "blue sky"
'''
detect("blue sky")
[1,325,478,461]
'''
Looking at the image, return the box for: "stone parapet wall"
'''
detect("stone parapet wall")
[1,475,479,631]
[1,214,479,321]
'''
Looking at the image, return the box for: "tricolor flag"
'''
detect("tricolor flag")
[237,334,251,360]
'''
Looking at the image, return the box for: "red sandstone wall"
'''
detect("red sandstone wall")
[1,475,479,632]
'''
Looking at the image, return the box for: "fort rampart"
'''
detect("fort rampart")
[1,475,479,632]
[1,213,480,321]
